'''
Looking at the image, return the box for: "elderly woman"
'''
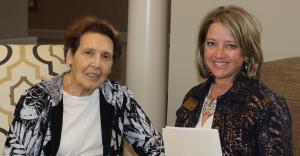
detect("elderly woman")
[175,5,292,155]
[4,16,164,156]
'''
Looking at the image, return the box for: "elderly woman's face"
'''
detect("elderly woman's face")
[66,32,113,95]
[204,22,246,82]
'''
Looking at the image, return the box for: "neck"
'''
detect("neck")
[63,73,93,96]
[211,78,233,99]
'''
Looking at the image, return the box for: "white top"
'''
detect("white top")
[196,112,214,129]
[57,89,103,156]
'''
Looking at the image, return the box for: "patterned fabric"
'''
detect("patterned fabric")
[3,74,164,155]
[175,73,292,155]
[0,44,68,154]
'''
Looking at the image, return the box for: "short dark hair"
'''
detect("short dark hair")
[63,15,122,63]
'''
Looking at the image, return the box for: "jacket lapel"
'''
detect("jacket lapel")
[44,99,63,155]
[99,89,115,155]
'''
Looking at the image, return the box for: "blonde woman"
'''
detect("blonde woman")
[175,6,292,155]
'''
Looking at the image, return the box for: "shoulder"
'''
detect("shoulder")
[245,80,289,118]
[26,74,62,93]
[249,81,286,105]
[21,74,63,106]
[100,80,134,106]
[13,79,53,120]
[102,80,133,96]
[175,82,208,127]
[23,80,51,100]
[260,82,288,112]
[181,80,210,108]
[185,81,209,99]
[175,81,209,121]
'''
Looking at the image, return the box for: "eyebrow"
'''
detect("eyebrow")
[83,48,96,51]
[205,38,237,43]
[83,47,113,53]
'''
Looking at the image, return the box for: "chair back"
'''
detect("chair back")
[0,44,68,153]
[261,56,300,156]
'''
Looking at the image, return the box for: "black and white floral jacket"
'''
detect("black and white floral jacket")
[4,74,164,156]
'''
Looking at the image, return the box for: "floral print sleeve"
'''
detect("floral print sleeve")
[3,84,52,156]
[102,81,165,155]
[123,98,164,155]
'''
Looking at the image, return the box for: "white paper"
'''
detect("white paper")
[162,126,222,156]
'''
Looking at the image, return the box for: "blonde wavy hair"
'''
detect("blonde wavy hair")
[197,5,263,79]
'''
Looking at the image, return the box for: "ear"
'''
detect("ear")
[244,56,249,63]
[66,49,73,65]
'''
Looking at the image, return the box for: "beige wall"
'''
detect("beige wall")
[167,0,300,126]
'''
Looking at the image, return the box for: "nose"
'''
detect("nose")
[91,54,101,68]
[215,45,225,58]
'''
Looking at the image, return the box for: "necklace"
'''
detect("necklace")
[202,84,217,114]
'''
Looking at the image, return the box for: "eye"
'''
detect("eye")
[206,41,215,47]
[83,49,95,56]
[226,43,237,49]
[101,52,113,61]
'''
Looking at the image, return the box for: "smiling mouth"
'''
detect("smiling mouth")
[214,61,227,68]
[86,73,100,79]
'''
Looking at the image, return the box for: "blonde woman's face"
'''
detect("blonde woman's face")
[204,22,246,82]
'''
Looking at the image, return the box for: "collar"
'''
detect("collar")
[224,73,257,103]
[204,72,256,103]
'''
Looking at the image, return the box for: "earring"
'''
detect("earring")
[245,63,248,70]
[244,57,249,71]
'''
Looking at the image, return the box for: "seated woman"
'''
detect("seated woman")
[175,5,292,155]
[4,16,164,156]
